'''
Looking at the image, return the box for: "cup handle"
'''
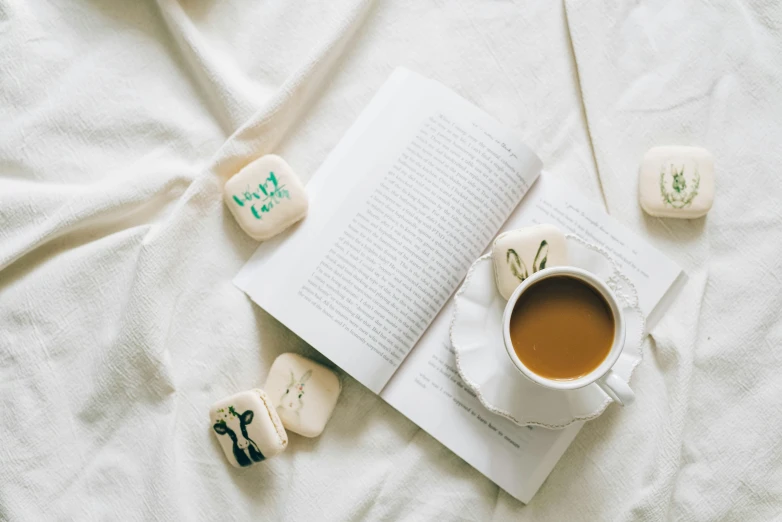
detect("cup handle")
[596,370,635,407]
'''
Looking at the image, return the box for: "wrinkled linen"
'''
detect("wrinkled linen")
[1,1,781,520]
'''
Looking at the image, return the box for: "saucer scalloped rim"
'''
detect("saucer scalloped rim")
[449,234,646,429]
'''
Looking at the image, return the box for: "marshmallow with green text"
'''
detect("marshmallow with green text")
[223,155,308,241]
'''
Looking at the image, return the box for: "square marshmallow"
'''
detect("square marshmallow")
[639,146,714,218]
[223,154,308,241]
[492,224,568,300]
[210,389,288,467]
[264,353,341,438]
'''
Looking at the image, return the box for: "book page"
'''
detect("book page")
[234,68,542,393]
[380,172,683,502]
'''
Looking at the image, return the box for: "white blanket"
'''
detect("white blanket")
[1,1,780,520]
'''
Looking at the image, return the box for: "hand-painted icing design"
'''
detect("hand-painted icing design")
[660,163,700,208]
[230,171,291,220]
[213,406,265,466]
[278,370,312,415]
[506,240,549,283]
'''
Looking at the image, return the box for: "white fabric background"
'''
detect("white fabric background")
[1,1,780,520]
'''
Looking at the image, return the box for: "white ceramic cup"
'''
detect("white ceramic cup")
[502,266,635,406]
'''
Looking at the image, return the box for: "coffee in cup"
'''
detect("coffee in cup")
[509,275,614,380]
[502,267,635,406]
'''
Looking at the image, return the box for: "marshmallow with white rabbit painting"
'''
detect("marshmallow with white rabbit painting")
[209,389,288,468]
[264,353,341,438]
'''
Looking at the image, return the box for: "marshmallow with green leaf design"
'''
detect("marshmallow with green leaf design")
[639,146,715,218]
[209,389,288,468]
[264,353,341,438]
[223,154,308,241]
[492,224,568,300]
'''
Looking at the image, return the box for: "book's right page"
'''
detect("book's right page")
[380,172,683,503]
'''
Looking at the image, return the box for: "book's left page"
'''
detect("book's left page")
[234,68,542,393]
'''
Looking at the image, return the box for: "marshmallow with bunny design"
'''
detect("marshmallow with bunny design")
[492,224,569,300]
[209,389,288,467]
[264,353,341,438]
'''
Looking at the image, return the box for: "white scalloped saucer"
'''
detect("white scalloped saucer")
[450,235,646,429]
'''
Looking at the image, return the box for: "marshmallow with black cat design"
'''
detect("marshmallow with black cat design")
[209,389,288,468]
[264,353,341,438]
[223,154,308,241]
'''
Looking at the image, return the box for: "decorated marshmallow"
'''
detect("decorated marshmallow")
[639,146,715,218]
[264,353,341,438]
[223,154,308,241]
[210,389,288,467]
[492,224,568,300]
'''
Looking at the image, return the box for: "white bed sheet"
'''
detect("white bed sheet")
[1,1,780,520]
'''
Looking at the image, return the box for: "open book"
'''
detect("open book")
[234,68,683,503]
